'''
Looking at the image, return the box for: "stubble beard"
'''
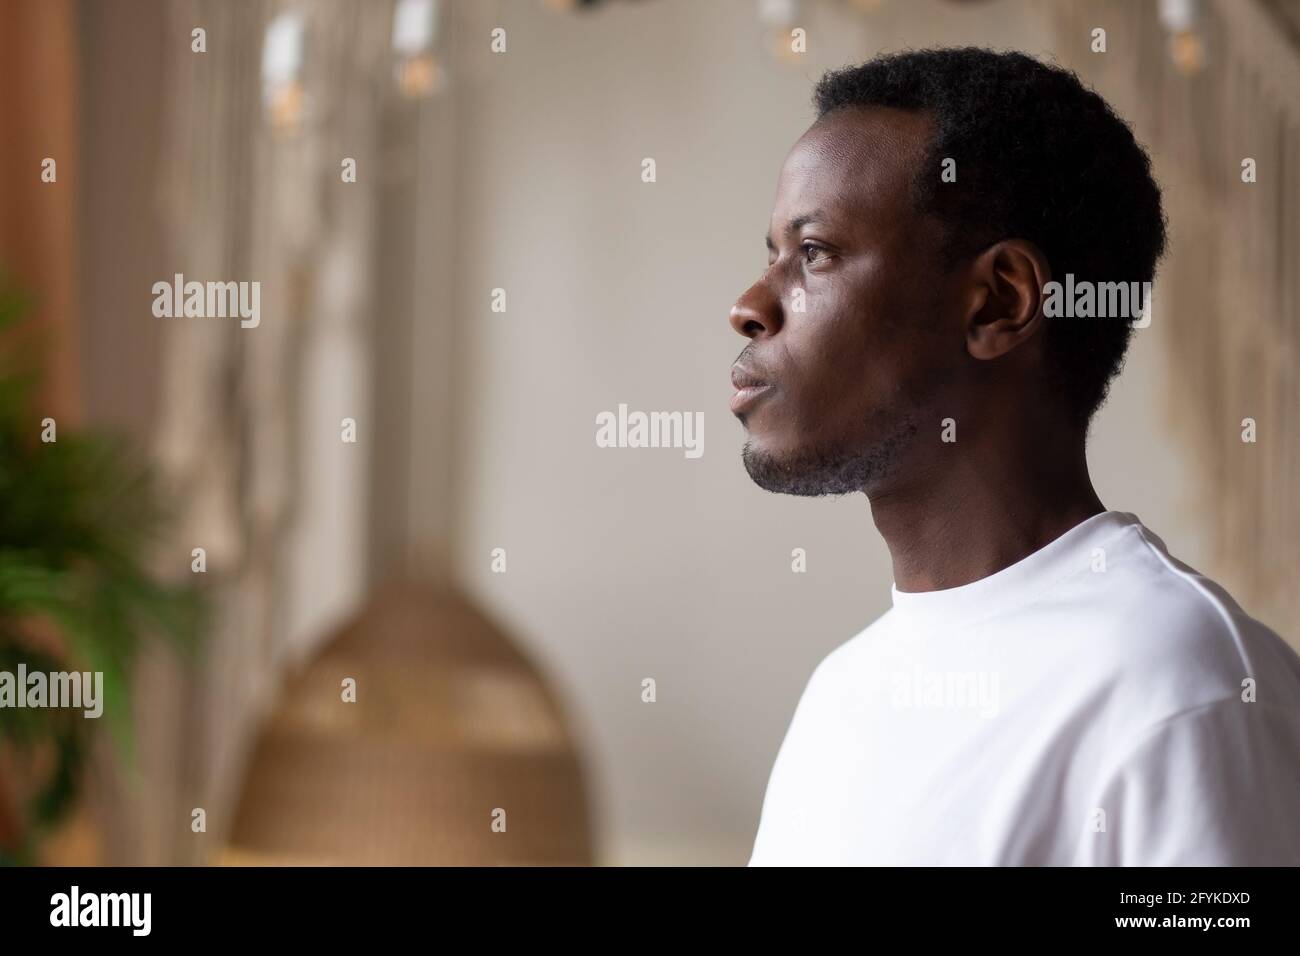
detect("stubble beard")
[741,414,919,497]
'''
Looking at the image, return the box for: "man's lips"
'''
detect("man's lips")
[730,365,775,415]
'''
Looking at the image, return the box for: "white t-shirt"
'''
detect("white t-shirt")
[749,510,1300,866]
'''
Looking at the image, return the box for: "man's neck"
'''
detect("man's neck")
[868,433,1104,593]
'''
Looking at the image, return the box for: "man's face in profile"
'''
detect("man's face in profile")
[729,107,960,496]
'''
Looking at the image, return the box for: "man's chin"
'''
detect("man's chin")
[740,438,873,497]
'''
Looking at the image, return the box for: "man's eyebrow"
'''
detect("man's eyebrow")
[765,211,826,251]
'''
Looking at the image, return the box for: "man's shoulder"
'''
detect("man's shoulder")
[810,520,1300,714]
[1048,519,1300,727]
[1094,522,1297,683]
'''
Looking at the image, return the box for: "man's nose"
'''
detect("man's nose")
[729,279,783,339]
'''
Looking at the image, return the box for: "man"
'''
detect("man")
[733,48,1300,866]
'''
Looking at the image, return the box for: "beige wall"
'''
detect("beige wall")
[440,0,1213,864]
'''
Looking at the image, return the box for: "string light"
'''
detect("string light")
[1158,0,1207,75]
[262,11,306,134]
[758,0,802,64]
[392,0,446,98]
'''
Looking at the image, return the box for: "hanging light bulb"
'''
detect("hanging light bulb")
[758,0,802,64]
[262,11,306,134]
[392,0,446,98]
[1158,0,1207,75]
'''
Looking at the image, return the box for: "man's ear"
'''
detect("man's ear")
[962,239,1051,360]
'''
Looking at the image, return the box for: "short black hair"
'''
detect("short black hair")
[814,48,1167,426]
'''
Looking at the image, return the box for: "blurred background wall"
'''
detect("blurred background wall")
[1,0,1296,866]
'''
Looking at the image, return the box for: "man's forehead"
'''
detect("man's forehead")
[771,107,930,224]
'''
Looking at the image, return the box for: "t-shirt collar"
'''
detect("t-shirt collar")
[888,510,1141,628]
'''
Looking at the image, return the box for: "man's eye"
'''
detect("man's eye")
[803,244,828,264]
